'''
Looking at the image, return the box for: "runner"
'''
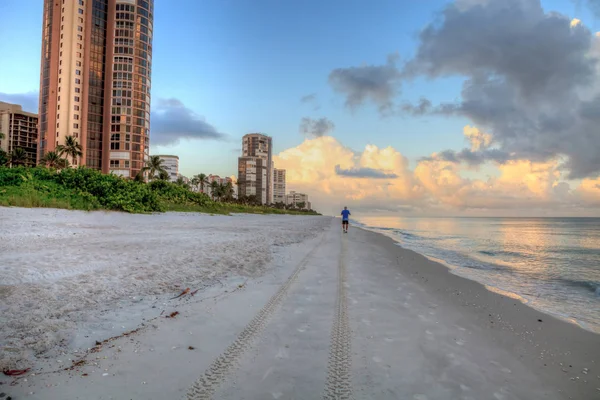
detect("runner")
[341,206,351,233]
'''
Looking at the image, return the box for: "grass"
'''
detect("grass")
[0,166,320,216]
[0,180,101,211]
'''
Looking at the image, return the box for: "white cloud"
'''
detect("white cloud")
[273,135,600,216]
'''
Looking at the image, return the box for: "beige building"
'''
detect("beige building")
[238,133,273,204]
[285,191,311,210]
[0,102,38,165]
[273,168,286,204]
[38,0,154,177]
[238,156,268,204]
[155,155,178,181]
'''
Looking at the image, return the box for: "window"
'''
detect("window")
[78,17,83,23]
[76,52,82,58]
[78,8,83,14]
[76,61,81,67]
[79,0,84,5]
[75,88,80,93]
[74,96,80,102]
[74,105,79,111]
[77,34,83,41]
[78,26,83,32]
[110,160,119,168]
[75,78,81,84]
[76,70,81,75]
[77,43,82,50]
[111,142,120,150]
[74,114,79,120]
[73,123,79,129]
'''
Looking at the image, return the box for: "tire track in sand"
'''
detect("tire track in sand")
[323,234,353,400]
[186,235,324,400]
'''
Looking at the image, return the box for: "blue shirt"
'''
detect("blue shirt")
[341,210,351,221]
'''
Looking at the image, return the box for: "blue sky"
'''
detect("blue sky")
[1,0,600,215]
[0,0,589,176]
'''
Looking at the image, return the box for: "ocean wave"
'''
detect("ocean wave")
[478,249,532,259]
[556,278,600,297]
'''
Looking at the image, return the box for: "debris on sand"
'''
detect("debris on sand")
[2,369,29,377]
[171,288,190,299]
[166,311,179,318]
[190,289,199,296]
[188,346,195,350]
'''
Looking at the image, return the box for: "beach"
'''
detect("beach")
[1,208,599,399]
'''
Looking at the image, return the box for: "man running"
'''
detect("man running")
[341,206,351,233]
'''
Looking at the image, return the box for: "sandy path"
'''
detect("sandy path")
[3,214,599,399]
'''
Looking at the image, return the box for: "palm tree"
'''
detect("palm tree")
[157,170,170,181]
[194,173,208,193]
[0,132,5,140]
[142,155,167,180]
[41,151,69,169]
[222,181,235,201]
[175,176,190,189]
[209,180,220,201]
[56,135,83,166]
[9,148,28,167]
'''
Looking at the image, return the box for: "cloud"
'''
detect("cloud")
[151,98,226,146]
[0,92,39,113]
[399,98,432,116]
[334,165,398,179]
[274,136,600,215]
[300,93,317,103]
[328,54,401,115]
[463,125,493,151]
[396,0,600,179]
[299,117,335,137]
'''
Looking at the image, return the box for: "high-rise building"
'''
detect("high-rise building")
[238,133,273,204]
[0,102,38,165]
[38,0,154,178]
[238,156,268,204]
[273,168,286,204]
[156,154,178,182]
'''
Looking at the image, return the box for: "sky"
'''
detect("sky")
[1,0,600,216]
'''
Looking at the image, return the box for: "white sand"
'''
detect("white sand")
[0,207,329,370]
[2,209,598,400]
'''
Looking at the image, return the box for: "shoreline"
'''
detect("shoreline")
[356,223,600,335]
[356,226,600,400]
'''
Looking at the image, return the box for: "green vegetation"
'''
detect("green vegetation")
[0,166,319,216]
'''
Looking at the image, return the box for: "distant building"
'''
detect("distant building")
[273,168,286,204]
[156,155,179,182]
[206,175,236,198]
[238,133,273,204]
[0,102,38,165]
[285,191,311,210]
[238,156,268,203]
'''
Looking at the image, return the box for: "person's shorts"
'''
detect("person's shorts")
[342,219,349,225]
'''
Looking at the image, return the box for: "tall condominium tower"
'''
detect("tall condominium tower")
[273,168,286,204]
[38,0,154,178]
[238,133,273,204]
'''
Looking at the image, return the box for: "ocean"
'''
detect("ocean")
[354,216,600,333]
